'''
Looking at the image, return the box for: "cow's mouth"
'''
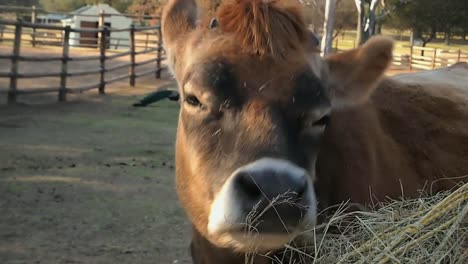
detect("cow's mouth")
[220,231,300,252]
[208,199,316,251]
[209,212,315,252]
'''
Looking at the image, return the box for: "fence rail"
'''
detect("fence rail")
[383,45,468,70]
[0,17,166,104]
[332,38,468,71]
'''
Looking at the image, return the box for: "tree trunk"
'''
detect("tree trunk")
[354,0,366,45]
[411,29,422,45]
[375,21,382,34]
[445,29,451,45]
[368,0,379,36]
[321,0,337,56]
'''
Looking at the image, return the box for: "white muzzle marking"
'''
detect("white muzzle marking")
[207,157,317,251]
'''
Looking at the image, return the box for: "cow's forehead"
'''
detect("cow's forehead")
[182,54,329,106]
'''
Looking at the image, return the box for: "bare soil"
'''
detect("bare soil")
[0,46,191,264]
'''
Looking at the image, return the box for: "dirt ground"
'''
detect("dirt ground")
[0,89,193,264]
[0,45,193,264]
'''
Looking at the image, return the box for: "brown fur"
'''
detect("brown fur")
[317,65,468,207]
[217,0,309,60]
[326,36,394,106]
[161,0,468,263]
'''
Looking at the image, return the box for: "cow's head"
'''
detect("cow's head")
[162,0,393,252]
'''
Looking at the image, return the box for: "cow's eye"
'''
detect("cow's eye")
[312,115,330,127]
[185,94,202,107]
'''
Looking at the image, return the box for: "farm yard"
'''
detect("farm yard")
[1,45,466,264]
[0,79,192,263]
[0,6,197,263]
[1,1,468,264]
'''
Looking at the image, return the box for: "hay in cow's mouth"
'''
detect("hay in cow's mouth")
[245,181,467,263]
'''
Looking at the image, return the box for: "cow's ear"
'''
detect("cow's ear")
[162,0,198,72]
[325,36,394,108]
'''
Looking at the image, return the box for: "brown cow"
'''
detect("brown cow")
[161,0,468,263]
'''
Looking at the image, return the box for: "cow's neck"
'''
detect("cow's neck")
[316,78,436,207]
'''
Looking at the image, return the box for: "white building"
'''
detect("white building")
[61,4,132,49]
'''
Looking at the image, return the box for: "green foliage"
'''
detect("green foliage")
[128,0,166,15]
[38,0,86,12]
[38,0,131,12]
[302,0,357,33]
[111,0,132,13]
[386,0,468,42]
[0,0,39,5]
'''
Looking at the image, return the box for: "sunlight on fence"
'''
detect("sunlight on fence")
[0,15,165,104]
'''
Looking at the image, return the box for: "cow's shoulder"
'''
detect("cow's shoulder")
[391,62,468,94]
[368,67,468,188]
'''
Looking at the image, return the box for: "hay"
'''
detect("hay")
[255,182,468,263]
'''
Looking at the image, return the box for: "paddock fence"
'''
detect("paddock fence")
[332,38,468,71]
[401,46,468,70]
[0,16,166,104]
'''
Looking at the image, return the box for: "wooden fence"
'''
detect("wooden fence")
[0,18,165,104]
[333,39,468,71]
[393,46,468,70]
[405,46,468,70]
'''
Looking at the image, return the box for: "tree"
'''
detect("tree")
[112,0,133,13]
[320,0,336,55]
[386,0,468,46]
[0,0,39,5]
[127,0,168,25]
[354,0,381,44]
[353,0,414,45]
[39,0,84,12]
[39,0,130,12]
[302,0,356,36]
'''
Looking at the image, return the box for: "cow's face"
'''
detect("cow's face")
[162,0,393,252]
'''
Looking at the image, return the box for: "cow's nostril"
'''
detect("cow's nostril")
[233,168,308,203]
[235,172,262,200]
[295,176,307,198]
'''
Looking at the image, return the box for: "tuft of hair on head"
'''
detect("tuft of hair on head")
[216,0,308,61]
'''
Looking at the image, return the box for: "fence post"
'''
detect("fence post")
[457,49,462,63]
[409,46,413,71]
[145,32,149,50]
[129,25,136,86]
[431,48,437,69]
[99,27,108,94]
[59,26,70,102]
[98,10,105,50]
[31,5,37,47]
[156,26,162,79]
[8,21,22,104]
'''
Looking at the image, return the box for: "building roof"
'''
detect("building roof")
[37,14,70,20]
[71,4,124,15]
[71,5,93,15]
